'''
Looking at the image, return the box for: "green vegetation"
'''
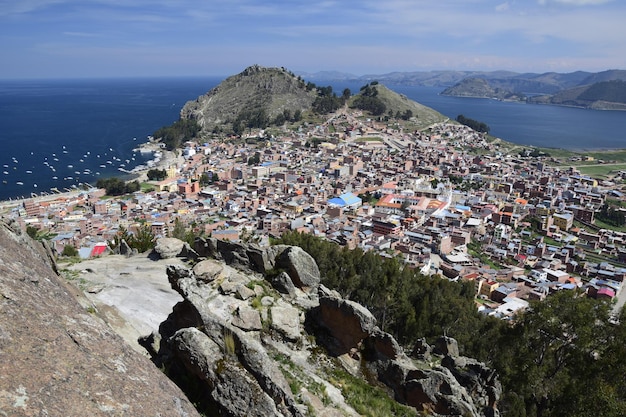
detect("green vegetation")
[96,177,140,196]
[579,80,626,104]
[222,329,236,357]
[146,168,167,181]
[275,231,626,416]
[169,218,198,245]
[326,364,415,417]
[273,231,501,354]
[61,244,79,257]
[577,164,626,179]
[596,202,626,227]
[351,83,386,115]
[232,108,270,135]
[153,119,201,151]
[312,85,346,114]
[26,225,56,242]
[456,114,490,134]
[108,224,156,253]
[247,152,261,166]
[494,291,626,417]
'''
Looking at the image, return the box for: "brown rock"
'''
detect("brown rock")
[0,222,200,417]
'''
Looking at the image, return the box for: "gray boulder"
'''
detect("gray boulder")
[442,355,502,413]
[0,221,201,417]
[316,295,377,355]
[404,367,479,416]
[162,264,304,417]
[271,303,302,342]
[154,237,186,259]
[363,328,403,360]
[192,259,225,283]
[268,271,297,297]
[411,337,432,361]
[169,327,282,416]
[275,246,320,293]
[232,306,263,331]
[434,336,459,358]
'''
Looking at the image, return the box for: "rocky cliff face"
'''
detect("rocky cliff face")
[0,220,501,417]
[0,221,201,417]
[147,237,501,417]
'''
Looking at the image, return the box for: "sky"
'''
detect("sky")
[1,0,625,79]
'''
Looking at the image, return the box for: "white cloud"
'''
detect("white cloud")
[496,2,511,12]
[539,0,613,5]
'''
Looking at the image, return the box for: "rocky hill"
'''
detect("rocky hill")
[528,79,626,110]
[0,222,200,417]
[178,65,449,137]
[0,219,501,416]
[180,65,318,133]
[140,237,501,417]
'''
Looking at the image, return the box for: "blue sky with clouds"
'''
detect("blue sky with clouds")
[1,0,625,79]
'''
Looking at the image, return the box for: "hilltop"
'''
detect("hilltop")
[180,65,317,135]
[528,79,626,110]
[168,65,447,145]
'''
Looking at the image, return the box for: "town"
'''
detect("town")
[5,109,626,320]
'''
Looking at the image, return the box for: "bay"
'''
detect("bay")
[1,76,625,201]
[329,82,626,151]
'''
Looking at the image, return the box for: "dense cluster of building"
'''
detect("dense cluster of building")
[7,111,626,319]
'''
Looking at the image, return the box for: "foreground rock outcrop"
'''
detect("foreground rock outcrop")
[149,237,500,417]
[0,222,200,417]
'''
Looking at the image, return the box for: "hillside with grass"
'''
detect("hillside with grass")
[351,82,448,129]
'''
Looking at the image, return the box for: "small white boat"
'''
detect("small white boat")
[16,182,23,185]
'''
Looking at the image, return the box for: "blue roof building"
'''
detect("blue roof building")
[327,193,362,209]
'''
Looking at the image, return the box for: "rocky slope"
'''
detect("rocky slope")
[0,221,200,417]
[144,237,501,417]
[180,65,318,133]
[528,79,626,110]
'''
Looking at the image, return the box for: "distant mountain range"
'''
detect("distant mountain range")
[299,69,626,110]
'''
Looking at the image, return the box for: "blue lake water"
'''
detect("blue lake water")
[1,77,625,201]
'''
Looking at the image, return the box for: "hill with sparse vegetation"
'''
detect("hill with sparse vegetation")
[160,66,449,145]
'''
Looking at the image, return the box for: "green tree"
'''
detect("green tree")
[96,177,140,196]
[147,168,167,181]
[153,119,201,150]
[26,225,38,239]
[247,152,261,166]
[456,114,490,133]
[131,223,156,253]
[62,244,79,257]
[495,290,624,417]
